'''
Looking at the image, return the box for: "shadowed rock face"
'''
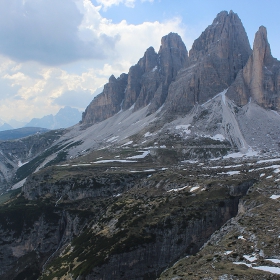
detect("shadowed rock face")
[164,10,252,113]
[227,26,280,109]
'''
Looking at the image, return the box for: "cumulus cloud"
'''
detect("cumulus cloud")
[54,89,94,108]
[0,0,191,121]
[96,0,136,9]
[0,0,118,65]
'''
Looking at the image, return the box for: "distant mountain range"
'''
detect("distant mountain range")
[25,106,82,129]
[0,106,82,132]
[0,123,13,132]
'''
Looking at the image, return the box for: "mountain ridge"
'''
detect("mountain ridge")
[1,10,280,280]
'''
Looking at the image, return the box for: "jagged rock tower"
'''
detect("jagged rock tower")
[82,10,280,127]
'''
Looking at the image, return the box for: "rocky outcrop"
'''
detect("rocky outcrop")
[227,26,280,109]
[164,10,252,113]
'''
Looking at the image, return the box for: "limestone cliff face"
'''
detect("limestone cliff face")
[164,10,252,113]
[227,26,280,109]
[82,33,188,125]
[82,74,128,124]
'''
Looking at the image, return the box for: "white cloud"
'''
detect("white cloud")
[0,0,118,65]
[96,0,136,10]
[0,0,191,122]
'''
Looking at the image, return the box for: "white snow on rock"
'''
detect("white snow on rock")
[257,158,280,164]
[190,186,200,192]
[127,150,150,159]
[56,164,70,167]
[106,136,119,143]
[252,266,280,275]
[238,236,245,240]
[210,134,225,141]
[121,141,133,146]
[72,163,91,167]
[243,254,257,262]
[167,186,189,192]
[270,195,280,200]
[18,161,29,167]
[224,251,233,255]
[94,160,137,163]
[218,171,240,176]
[144,132,153,137]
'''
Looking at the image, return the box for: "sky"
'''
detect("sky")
[0,0,279,124]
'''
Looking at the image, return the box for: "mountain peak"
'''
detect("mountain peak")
[189,10,251,63]
[253,25,273,64]
[109,75,117,83]
[160,32,185,49]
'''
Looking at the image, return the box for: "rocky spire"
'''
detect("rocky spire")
[227,26,280,109]
[244,26,273,105]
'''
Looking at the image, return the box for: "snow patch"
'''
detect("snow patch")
[190,186,200,192]
[106,136,119,143]
[18,160,29,167]
[210,134,225,141]
[270,195,280,200]
[224,251,233,255]
[252,266,280,275]
[243,254,257,262]
[144,132,153,137]
[152,66,158,72]
[121,141,133,146]
[94,160,137,163]
[127,150,150,159]
[167,186,189,193]
[257,158,280,164]
[218,171,240,176]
